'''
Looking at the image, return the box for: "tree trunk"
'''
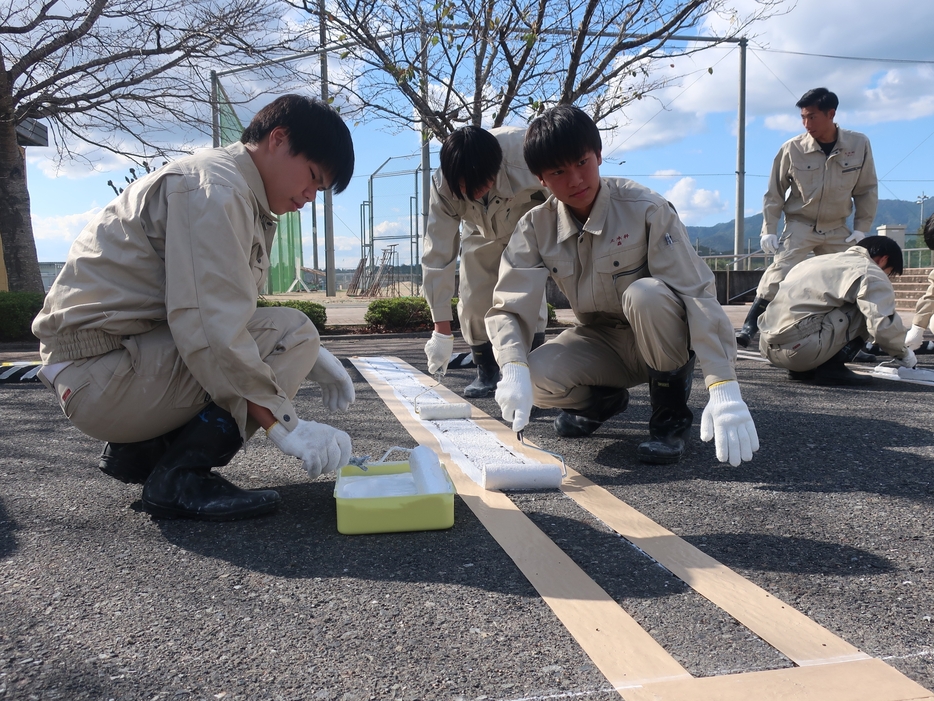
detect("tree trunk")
[0,60,44,294]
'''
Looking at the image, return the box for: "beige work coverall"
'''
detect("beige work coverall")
[912,269,934,330]
[485,178,737,412]
[32,143,317,443]
[757,127,878,300]
[422,127,548,346]
[757,246,907,371]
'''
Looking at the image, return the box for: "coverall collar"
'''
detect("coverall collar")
[555,178,609,243]
[226,142,275,220]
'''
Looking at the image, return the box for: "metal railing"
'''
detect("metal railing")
[699,247,934,274]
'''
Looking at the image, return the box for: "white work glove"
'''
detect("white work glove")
[905,325,926,351]
[894,348,918,369]
[424,331,455,375]
[700,381,759,467]
[267,419,352,479]
[760,233,779,254]
[845,230,867,244]
[308,347,355,411]
[495,362,533,432]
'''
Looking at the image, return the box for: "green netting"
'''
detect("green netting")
[215,78,303,294]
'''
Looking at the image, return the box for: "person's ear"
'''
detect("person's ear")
[875,254,889,270]
[596,152,603,166]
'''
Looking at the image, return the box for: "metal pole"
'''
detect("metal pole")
[210,71,219,148]
[734,37,747,271]
[319,0,336,296]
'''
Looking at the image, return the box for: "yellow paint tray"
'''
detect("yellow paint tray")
[334,460,455,535]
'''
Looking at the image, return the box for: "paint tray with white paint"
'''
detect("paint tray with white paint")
[334,446,455,535]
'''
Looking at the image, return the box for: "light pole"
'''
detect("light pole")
[917,193,928,231]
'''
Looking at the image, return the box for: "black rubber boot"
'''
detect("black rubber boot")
[141,404,281,521]
[99,428,183,484]
[554,386,630,438]
[531,332,546,352]
[735,297,769,348]
[637,354,695,465]
[808,338,872,386]
[463,342,501,398]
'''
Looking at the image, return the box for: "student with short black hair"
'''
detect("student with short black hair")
[757,236,915,385]
[487,105,758,467]
[736,87,878,349]
[904,213,934,352]
[422,125,550,398]
[33,95,356,521]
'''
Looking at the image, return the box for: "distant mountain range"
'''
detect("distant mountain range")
[686,199,929,254]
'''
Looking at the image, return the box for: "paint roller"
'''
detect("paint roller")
[414,371,472,420]
[480,431,567,491]
[871,362,934,386]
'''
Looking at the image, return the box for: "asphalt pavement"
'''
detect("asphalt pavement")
[1,317,933,700]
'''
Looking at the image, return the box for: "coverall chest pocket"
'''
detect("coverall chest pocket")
[832,156,862,192]
[250,243,269,290]
[791,158,824,204]
[595,250,647,307]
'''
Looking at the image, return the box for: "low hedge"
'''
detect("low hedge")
[0,291,45,342]
[364,297,553,333]
[256,298,327,332]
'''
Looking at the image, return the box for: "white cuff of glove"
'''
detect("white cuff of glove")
[267,419,352,479]
[905,324,926,351]
[760,234,779,255]
[895,348,918,369]
[308,348,355,411]
[495,362,533,433]
[699,381,759,467]
[425,331,455,375]
[845,230,867,243]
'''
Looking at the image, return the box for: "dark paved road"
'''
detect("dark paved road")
[1,332,932,700]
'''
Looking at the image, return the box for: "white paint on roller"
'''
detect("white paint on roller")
[408,445,453,494]
[358,357,562,489]
[416,402,473,420]
[482,462,564,490]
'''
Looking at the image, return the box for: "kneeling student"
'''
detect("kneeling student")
[757,236,916,385]
[485,105,758,467]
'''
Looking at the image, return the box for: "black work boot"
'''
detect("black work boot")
[530,332,546,352]
[99,428,183,484]
[809,338,872,386]
[464,342,501,398]
[735,297,769,348]
[637,354,696,465]
[554,386,630,438]
[141,404,281,521]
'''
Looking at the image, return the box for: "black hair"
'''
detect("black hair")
[924,212,934,251]
[439,126,503,200]
[796,87,839,113]
[857,235,904,276]
[523,105,602,177]
[241,95,354,194]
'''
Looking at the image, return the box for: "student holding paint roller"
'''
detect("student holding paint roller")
[486,105,758,467]
[422,126,550,397]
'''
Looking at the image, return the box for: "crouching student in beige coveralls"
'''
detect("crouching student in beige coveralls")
[422,126,550,397]
[758,237,916,386]
[903,214,934,353]
[486,105,758,466]
[32,96,356,521]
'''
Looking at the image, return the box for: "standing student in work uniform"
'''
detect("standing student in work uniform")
[487,105,758,467]
[736,87,878,348]
[422,126,550,397]
[32,95,355,521]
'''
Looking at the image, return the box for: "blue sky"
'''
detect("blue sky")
[26,0,934,270]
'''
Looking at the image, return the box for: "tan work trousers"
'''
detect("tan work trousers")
[459,232,547,347]
[45,307,318,444]
[757,220,851,301]
[759,305,866,372]
[528,278,691,410]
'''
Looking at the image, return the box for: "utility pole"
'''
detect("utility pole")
[320,0,336,296]
[734,37,747,270]
[917,192,928,231]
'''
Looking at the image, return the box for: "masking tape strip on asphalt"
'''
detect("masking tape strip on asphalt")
[352,356,934,701]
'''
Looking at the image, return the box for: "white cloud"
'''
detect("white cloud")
[663,177,728,224]
[31,209,100,242]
